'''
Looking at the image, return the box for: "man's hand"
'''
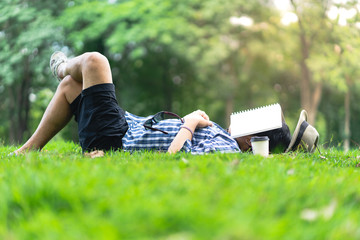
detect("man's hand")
[183,110,213,129]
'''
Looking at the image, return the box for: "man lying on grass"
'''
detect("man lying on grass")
[13,51,292,155]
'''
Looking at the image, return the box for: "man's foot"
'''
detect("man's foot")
[50,51,67,82]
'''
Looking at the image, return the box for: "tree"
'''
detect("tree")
[59,0,276,126]
[0,0,66,143]
[305,1,360,150]
[288,0,335,125]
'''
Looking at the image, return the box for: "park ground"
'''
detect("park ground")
[1,141,360,239]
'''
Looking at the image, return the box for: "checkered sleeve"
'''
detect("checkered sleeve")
[181,123,241,154]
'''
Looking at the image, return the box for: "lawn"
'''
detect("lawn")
[1,141,360,240]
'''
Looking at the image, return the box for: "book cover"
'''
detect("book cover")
[230,103,282,138]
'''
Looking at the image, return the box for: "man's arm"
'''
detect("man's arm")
[167,110,213,154]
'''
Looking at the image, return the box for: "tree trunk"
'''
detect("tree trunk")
[8,56,32,144]
[162,57,172,111]
[307,82,323,125]
[299,32,311,112]
[344,76,351,152]
[224,54,240,127]
[8,86,16,143]
[18,57,32,142]
[292,0,323,125]
[225,95,234,127]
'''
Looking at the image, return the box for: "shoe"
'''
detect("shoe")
[50,51,67,82]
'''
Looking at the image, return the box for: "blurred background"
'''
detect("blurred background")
[0,0,359,151]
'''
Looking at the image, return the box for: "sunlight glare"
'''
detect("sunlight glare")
[229,16,254,27]
[281,12,298,26]
[273,0,291,11]
[327,5,357,26]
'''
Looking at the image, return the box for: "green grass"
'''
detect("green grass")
[1,141,360,240]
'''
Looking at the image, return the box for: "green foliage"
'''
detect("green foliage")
[0,0,66,143]
[59,0,283,125]
[1,0,360,149]
[1,141,360,239]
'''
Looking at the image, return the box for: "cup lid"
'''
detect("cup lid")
[251,136,269,142]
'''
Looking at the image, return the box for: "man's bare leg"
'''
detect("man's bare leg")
[57,52,113,89]
[14,52,113,154]
[14,76,82,154]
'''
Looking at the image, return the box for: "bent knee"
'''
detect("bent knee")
[58,76,82,93]
[58,76,82,103]
[82,52,109,67]
[59,75,78,89]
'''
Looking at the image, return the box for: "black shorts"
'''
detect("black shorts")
[70,83,128,152]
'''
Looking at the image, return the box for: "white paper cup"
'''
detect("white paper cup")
[251,136,269,157]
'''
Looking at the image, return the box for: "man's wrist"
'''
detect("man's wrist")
[180,125,194,136]
[183,117,198,130]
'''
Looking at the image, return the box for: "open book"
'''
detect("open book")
[230,103,282,138]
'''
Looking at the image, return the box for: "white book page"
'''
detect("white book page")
[230,104,282,138]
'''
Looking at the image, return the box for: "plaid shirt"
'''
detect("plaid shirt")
[122,112,241,154]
